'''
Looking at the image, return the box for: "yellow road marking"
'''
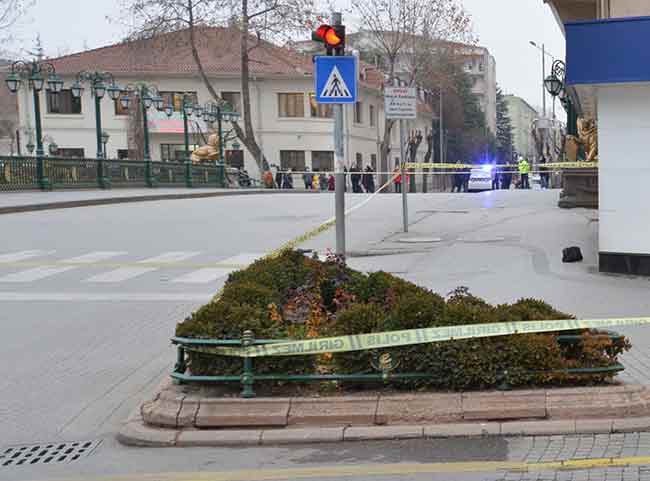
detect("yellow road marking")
[38,456,650,481]
[0,261,249,270]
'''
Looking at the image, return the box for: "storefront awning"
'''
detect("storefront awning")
[566,15,650,85]
[148,111,210,134]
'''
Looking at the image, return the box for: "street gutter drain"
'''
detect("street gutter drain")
[0,440,101,467]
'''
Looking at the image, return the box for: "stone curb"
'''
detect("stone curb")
[117,415,650,448]
[0,189,314,215]
[144,382,650,429]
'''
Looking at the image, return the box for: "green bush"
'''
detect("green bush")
[175,250,631,390]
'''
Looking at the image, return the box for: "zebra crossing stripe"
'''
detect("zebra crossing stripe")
[0,266,78,283]
[0,250,54,262]
[171,253,263,284]
[84,251,200,283]
[0,252,125,283]
[170,267,234,284]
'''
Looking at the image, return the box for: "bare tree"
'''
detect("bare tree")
[0,0,32,32]
[0,0,34,56]
[351,0,473,173]
[120,0,321,173]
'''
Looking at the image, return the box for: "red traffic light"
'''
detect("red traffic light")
[312,24,345,52]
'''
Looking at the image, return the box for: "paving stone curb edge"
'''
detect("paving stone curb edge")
[117,413,650,448]
[0,189,313,215]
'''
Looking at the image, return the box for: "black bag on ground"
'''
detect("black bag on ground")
[562,246,583,263]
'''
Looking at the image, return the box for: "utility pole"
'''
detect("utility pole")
[542,43,546,118]
[332,11,346,256]
[439,89,444,164]
[400,118,408,232]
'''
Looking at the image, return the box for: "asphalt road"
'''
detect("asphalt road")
[2,190,650,481]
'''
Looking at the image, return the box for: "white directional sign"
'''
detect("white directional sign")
[384,87,417,119]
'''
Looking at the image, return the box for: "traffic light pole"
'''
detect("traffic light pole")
[333,11,346,257]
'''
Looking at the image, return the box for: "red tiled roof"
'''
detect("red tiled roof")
[48,27,314,77]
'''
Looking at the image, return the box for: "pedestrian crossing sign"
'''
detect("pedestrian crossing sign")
[314,56,357,104]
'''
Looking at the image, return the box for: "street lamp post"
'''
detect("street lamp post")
[119,84,168,187]
[101,130,110,159]
[544,60,578,137]
[71,71,121,188]
[179,94,202,188]
[5,60,64,190]
[529,41,557,119]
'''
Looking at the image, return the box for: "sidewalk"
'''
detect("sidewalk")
[0,188,272,214]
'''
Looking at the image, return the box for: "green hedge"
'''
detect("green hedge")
[176,251,630,390]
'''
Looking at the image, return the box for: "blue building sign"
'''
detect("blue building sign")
[314,56,358,104]
[566,16,650,85]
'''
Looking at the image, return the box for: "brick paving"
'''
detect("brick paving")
[486,433,650,481]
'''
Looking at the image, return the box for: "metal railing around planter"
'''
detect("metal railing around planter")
[0,156,39,191]
[170,331,625,398]
[0,156,229,191]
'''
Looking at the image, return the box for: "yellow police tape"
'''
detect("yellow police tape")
[210,171,400,301]
[543,161,599,169]
[186,317,649,358]
[263,171,400,260]
[404,162,599,170]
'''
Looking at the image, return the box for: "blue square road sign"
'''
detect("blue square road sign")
[314,56,358,104]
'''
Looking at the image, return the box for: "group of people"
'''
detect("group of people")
[349,165,376,193]
[451,164,472,193]
[447,156,552,192]
[488,157,531,190]
[262,165,377,193]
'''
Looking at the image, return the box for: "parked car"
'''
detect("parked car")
[468,167,493,192]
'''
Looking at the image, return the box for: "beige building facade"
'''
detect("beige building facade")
[504,95,538,161]
[11,28,433,180]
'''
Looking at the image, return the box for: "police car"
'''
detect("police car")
[467,165,494,192]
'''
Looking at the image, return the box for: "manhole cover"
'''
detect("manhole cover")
[0,440,101,467]
[397,237,443,244]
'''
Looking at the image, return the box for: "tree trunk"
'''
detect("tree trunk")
[127,99,144,160]
[186,0,268,173]
[240,0,269,172]
[379,119,394,188]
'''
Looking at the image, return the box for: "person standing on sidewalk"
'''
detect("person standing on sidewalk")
[518,156,530,189]
[283,169,294,189]
[303,167,313,190]
[452,160,463,193]
[275,167,283,189]
[539,156,550,189]
[393,165,402,193]
[363,165,375,193]
[312,170,320,191]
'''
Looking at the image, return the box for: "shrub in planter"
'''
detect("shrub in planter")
[175,250,630,390]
